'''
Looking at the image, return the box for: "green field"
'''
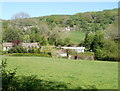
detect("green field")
[3,56,118,89]
[68,31,86,44]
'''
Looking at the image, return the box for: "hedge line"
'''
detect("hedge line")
[9,53,51,57]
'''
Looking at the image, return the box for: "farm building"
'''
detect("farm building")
[61,47,85,53]
[54,47,85,57]
[3,43,13,51]
[2,42,39,51]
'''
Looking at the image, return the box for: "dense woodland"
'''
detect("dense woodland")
[2,8,119,61]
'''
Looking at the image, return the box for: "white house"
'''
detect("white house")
[61,47,85,53]
[3,43,13,51]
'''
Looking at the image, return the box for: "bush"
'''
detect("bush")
[28,48,35,53]
[2,59,17,91]
[2,51,8,55]
[8,46,27,53]
[95,40,118,61]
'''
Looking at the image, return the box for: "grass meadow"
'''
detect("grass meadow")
[68,31,86,44]
[2,56,118,89]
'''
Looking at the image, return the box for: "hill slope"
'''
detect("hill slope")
[2,8,118,45]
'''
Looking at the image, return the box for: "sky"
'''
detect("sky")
[1,2,118,20]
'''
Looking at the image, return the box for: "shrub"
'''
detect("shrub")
[95,40,118,61]
[2,59,17,91]
[2,51,8,55]
[8,46,27,53]
[28,48,35,53]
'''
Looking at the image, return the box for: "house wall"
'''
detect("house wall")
[3,47,12,51]
[61,47,85,53]
[75,49,84,52]
[3,43,39,51]
[60,53,67,57]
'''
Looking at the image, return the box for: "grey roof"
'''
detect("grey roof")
[3,43,13,47]
[61,47,85,49]
[3,42,39,48]
[22,43,39,47]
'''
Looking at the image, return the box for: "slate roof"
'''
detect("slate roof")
[3,42,39,48]
[3,43,13,47]
[22,43,39,48]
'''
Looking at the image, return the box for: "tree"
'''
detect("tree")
[3,28,22,42]
[91,30,105,52]
[95,40,118,61]
[12,12,30,19]
[11,12,30,29]
[37,22,50,45]
[12,40,21,46]
[84,31,95,51]
[8,45,27,53]
[50,26,68,46]
[23,35,30,42]
[104,20,118,41]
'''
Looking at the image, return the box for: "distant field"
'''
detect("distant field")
[3,56,118,89]
[68,31,86,44]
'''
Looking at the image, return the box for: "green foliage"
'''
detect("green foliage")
[9,53,51,57]
[84,24,118,61]
[2,8,118,47]
[2,8,119,61]
[64,38,71,46]
[104,20,118,41]
[3,28,22,42]
[8,46,27,53]
[95,40,118,61]
[84,31,95,51]
[91,31,105,52]
[2,59,17,91]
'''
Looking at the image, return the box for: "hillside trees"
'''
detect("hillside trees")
[95,40,118,61]
[37,22,69,45]
[84,20,118,61]
[104,20,118,41]
[3,28,22,42]
[2,8,118,48]
[51,26,69,46]
[84,31,95,51]
[91,31,105,52]
[11,12,31,30]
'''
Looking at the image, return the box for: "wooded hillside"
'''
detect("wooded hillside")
[2,8,119,61]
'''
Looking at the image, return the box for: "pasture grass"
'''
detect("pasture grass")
[68,31,86,44]
[2,56,118,89]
